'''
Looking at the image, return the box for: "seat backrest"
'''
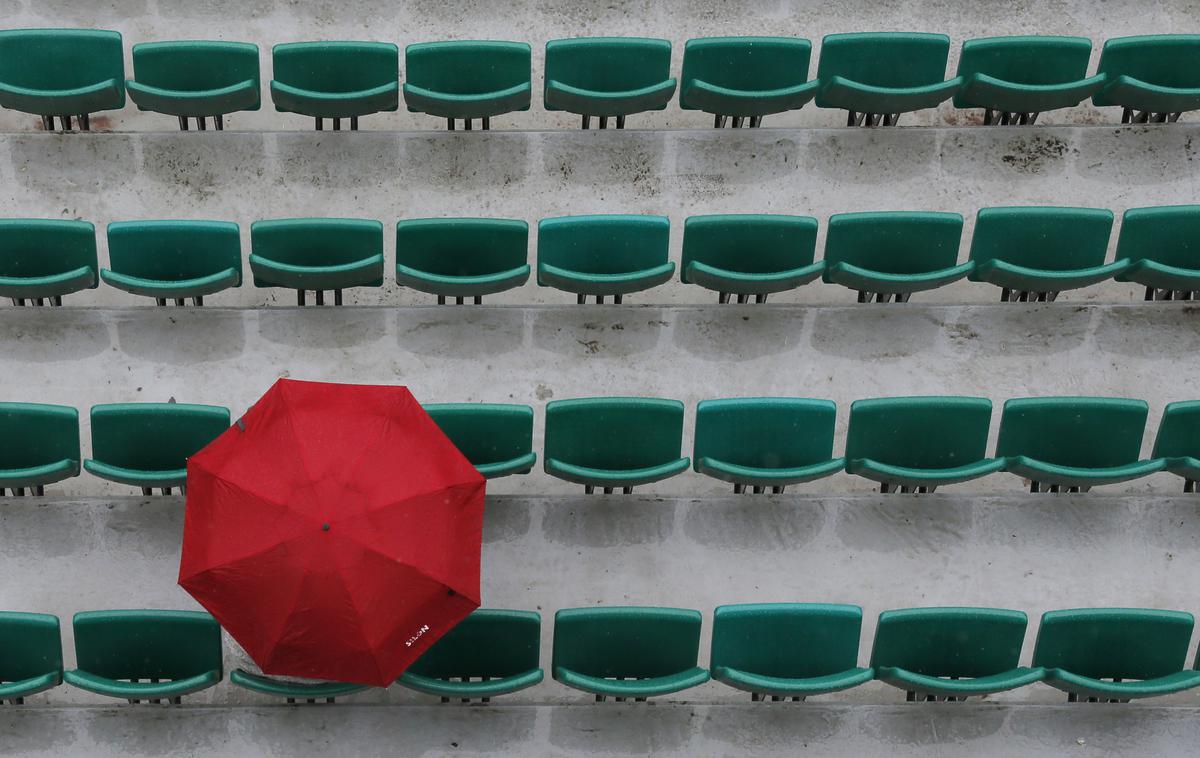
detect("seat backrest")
[869,607,1027,678]
[1097,35,1200,89]
[711,603,862,679]
[107,221,242,282]
[969,207,1113,272]
[545,37,671,92]
[0,219,97,279]
[553,607,701,679]
[405,609,540,680]
[405,41,531,95]
[396,218,528,277]
[1032,608,1194,679]
[90,403,230,472]
[132,41,259,91]
[845,396,993,470]
[0,612,62,683]
[681,215,818,278]
[955,36,1092,87]
[995,397,1149,468]
[538,215,669,276]
[1153,401,1200,460]
[681,37,812,92]
[0,29,124,91]
[545,397,684,471]
[1116,205,1200,269]
[0,402,79,471]
[817,33,950,89]
[272,41,398,92]
[823,212,963,275]
[694,398,835,470]
[251,218,383,267]
[424,403,534,467]
[73,610,222,681]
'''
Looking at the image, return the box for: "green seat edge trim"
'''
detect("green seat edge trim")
[249,253,385,290]
[537,261,676,296]
[1041,668,1200,699]
[398,668,544,698]
[83,459,187,488]
[695,456,845,486]
[711,666,873,697]
[396,263,530,298]
[823,260,974,294]
[0,671,63,699]
[875,666,1046,696]
[100,267,241,299]
[846,457,1007,486]
[229,669,370,698]
[476,452,538,479]
[683,260,824,295]
[64,668,221,699]
[0,266,97,299]
[554,666,710,697]
[1003,456,1166,487]
[0,458,80,488]
[545,456,691,487]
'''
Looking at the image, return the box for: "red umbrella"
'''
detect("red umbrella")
[177,378,485,687]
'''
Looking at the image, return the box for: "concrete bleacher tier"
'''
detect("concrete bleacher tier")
[3,1,1200,755]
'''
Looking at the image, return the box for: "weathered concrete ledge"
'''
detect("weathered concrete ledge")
[1,702,1196,757]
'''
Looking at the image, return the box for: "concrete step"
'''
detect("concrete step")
[0,126,1196,306]
[6,494,1200,706]
[1,303,1195,497]
[1,0,1196,132]
[3,702,1197,757]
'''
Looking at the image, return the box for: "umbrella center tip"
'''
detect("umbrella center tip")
[322,523,330,532]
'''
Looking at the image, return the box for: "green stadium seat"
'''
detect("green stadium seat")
[815,33,961,126]
[681,214,822,303]
[679,37,818,127]
[103,221,242,305]
[693,398,843,493]
[1093,35,1200,123]
[553,607,709,701]
[1033,608,1200,702]
[404,41,531,130]
[996,397,1165,492]
[537,215,673,303]
[0,29,124,131]
[398,609,543,701]
[845,396,1003,493]
[1151,401,1200,492]
[544,397,689,493]
[710,603,872,701]
[127,41,260,130]
[0,219,98,306]
[544,38,676,129]
[64,610,222,704]
[953,36,1105,125]
[0,402,79,496]
[424,403,536,479]
[395,218,529,303]
[0,612,62,704]
[871,607,1042,701]
[270,41,399,130]
[1114,205,1200,300]
[822,212,969,302]
[250,218,385,305]
[229,670,368,703]
[84,402,230,494]
[967,207,1121,301]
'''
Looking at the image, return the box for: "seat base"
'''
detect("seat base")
[1122,108,1183,124]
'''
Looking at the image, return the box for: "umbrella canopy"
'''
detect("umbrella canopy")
[178,378,485,687]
